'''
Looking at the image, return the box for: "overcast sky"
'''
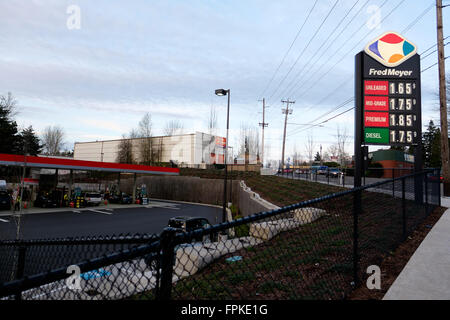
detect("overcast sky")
[0,0,448,163]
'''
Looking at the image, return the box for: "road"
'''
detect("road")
[0,200,222,240]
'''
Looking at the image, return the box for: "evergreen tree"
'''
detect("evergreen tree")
[0,92,20,154]
[423,120,442,168]
[19,126,42,156]
[314,152,321,162]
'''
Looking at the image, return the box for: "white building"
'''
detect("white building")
[73,132,227,166]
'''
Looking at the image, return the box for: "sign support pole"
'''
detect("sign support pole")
[355,52,363,189]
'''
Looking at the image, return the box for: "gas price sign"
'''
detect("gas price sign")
[356,32,421,146]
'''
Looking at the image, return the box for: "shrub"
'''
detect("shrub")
[233,215,250,237]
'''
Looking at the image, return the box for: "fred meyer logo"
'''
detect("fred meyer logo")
[368,68,412,77]
[365,31,417,67]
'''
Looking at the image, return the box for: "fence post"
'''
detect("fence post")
[402,177,406,241]
[327,169,330,185]
[158,227,177,300]
[425,172,429,216]
[14,246,27,300]
[353,189,361,286]
[437,168,441,207]
[392,174,395,197]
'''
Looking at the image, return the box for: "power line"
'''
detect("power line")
[287,48,447,138]
[287,97,354,137]
[402,2,435,34]
[260,0,437,159]
[266,0,371,119]
[421,41,450,60]
[257,0,319,99]
[267,0,340,102]
[422,55,450,73]
[292,0,407,102]
[272,0,361,105]
[421,36,449,55]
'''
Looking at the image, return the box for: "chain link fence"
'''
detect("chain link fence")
[0,170,441,300]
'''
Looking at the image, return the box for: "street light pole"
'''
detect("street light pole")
[228,145,233,206]
[223,90,230,223]
[215,89,231,223]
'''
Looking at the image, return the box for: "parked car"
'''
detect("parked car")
[427,173,443,183]
[144,216,218,273]
[83,192,102,206]
[34,193,60,208]
[108,192,133,204]
[326,168,342,178]
[0,191,11,210]
[168,216,218,242]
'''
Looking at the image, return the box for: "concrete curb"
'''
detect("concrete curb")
[147,198,223,209]
[0,199,224,217]
[0,204,143,217]
[383,207,450,300]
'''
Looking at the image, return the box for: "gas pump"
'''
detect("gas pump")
[73,187,83,208]
[139,184,148,205]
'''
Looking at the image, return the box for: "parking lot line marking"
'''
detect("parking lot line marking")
[149,201,178,207]
[88,209,112,215]
[145,204,179,210]
[0,218,9,223]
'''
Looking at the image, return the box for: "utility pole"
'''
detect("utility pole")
[320,144,323,166]
[259,98,269,167]
[436,0,450,195]
[281,99,295,172]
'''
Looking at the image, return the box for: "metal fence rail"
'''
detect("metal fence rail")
[0,234,159,284]
[0,170,441,300]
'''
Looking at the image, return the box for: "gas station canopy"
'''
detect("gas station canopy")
[0,153,179,175]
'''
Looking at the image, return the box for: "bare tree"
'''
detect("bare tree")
[327,144,339,158]
[238,123,260,161]
[116,129,138,165]
[0,92,18,117]
[42,126,65,155]
[336,126,350,166]
[207,105,218,136]
[116,134,134,164]
[163,120,184,136]
[292,144,302,166]
[304,132,315,164]
[138,113,153,165]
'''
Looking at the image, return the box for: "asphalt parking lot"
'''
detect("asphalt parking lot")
[0,200,222,240]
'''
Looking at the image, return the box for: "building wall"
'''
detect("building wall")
[74,132,225,165]
[376,160,414,178]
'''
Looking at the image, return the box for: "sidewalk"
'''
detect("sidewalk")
[383,203,450,300]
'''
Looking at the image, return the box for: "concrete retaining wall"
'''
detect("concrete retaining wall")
[120,176,279,218]
[237,181,280,217]
[120,176,240,207]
